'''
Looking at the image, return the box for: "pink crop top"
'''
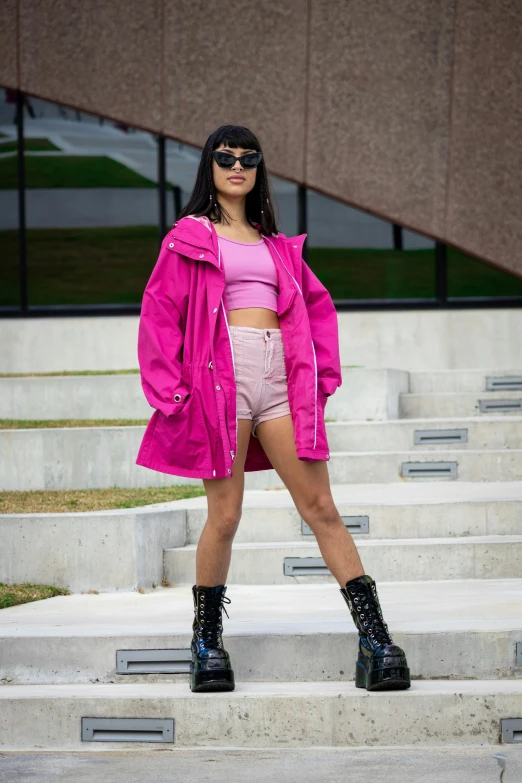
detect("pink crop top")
[217,235,279,312]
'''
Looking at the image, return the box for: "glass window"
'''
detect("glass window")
[22,95,159,306]
[0,87,21,308]
[165,138,200,224]
[447,246,522,298]
[306,190,436,300]
[269,175,299,237]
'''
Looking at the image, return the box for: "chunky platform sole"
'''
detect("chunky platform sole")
[355,656,411,691]
[189,664,235,692]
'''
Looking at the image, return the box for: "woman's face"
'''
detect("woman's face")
[212,142,258,200]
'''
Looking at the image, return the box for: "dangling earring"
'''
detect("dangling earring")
[208,158,214,204]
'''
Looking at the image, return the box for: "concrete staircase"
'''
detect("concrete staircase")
[0,367,521,750]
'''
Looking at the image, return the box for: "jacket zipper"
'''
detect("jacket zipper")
[264,236,318,450]
[218,242,237,467]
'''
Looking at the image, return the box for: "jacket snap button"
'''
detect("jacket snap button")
[208,361,213,369]
[199,253,204,258]
[168,242,174,248]
[216,385,220,390]
[213,307,218,313]
[293,245,297,248]
[173,393,182,402]
[227,469,231,474]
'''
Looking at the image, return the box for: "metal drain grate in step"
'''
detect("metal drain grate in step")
[401,461,458,478]
[116,649,191,674]
[414,428,468,445]
[486,376,522,391]
[82,718,174,743]
[284,557,330,577]
[501,719,522,744]
[301,515,369,535]
[479,399,522,413]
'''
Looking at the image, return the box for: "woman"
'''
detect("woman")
[136,125,410,694]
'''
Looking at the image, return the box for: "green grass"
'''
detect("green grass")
[1,225,158,306]
[0,154,157,189]
[0,137,62,153]
[0,582,70,609]
[0,419,149,429]
[0,369,139,377]
[0,485,207,514]
[307,247,522,299]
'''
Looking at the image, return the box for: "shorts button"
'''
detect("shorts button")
[208,360,213,369]
[168,242,174,248]
[227,469,231,474]
[173,393,182,402]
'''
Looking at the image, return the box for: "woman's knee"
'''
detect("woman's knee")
[206,507,242,539]
[299,493,339,529]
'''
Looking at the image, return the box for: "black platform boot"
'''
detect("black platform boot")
[189,584,235,692]
[340,574,411,691]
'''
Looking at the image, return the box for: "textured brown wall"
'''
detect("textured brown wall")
[307,0,454,243]
[163,0,308,182]
[0,0,18,86]
[0,0,521,279]
[18,0,163,129]
[445,0,522,279]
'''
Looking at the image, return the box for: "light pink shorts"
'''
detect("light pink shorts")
[229,325,291,438]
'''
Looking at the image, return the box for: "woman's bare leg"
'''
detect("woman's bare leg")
[197,419,253,586]
[254,414,365,585]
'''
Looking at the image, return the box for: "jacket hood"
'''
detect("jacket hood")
[171,214,306,270]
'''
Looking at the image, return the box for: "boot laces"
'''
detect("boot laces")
[196,593,231,646]
[351,583,392,647]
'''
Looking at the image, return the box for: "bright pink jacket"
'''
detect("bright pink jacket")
[135,214,342,479]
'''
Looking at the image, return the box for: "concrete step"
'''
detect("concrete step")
[3,424,522,490]
[2,482,520,592]
[1,581,520,685]
[409,368,522,393]
[323,416,522,451]
[0,368,408,422]
[400,391,522,418]
[1,679,521,750]
[184,480,522,544]
[318,449,522,485]
[4,746,522,783]
[0,504,186,593]
[165,535,522,585]
[3,310,522,375]
[0,374,152,421]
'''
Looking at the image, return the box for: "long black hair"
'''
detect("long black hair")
[177,125,279,237]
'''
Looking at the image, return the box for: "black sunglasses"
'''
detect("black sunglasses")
[212,150,263,169]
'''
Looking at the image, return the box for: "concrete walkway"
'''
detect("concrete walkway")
[0,746,519,782]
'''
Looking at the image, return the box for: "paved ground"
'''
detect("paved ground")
[2,578,521,639]
[0,746,519,782]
